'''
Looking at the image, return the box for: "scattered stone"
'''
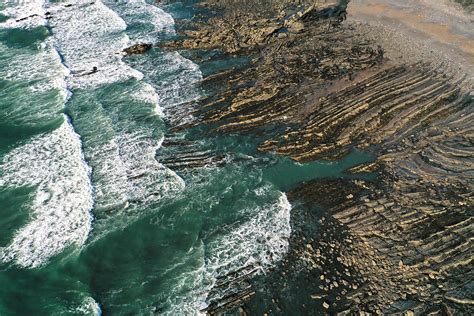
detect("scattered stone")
[310,293,325,299]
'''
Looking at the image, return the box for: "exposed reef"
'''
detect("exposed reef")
[156,0,473,314]
[159,138,227,170]
[123,43,152,55]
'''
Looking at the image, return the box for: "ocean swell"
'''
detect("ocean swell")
[0,0,94,268]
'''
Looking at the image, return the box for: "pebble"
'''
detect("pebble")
[310,293,324,299]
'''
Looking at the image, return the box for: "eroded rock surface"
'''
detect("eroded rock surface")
[156,0,473,314]
[123,43,152,55]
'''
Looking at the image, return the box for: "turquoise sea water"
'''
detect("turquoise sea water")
[0,1,373,314]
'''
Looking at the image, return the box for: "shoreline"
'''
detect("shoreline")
[157,0,474,314]
[0,0,472,314]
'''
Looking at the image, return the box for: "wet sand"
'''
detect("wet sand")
[349,0,474,85]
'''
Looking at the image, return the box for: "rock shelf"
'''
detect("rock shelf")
[158,138,227,170]
[260,63,469,161]
[202,264,259,315]
[156,0,473,314]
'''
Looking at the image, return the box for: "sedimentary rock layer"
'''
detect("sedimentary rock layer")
[157,0,473,313]
[159,138,226,170]
[260,63,469,161]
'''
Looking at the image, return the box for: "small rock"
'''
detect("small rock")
[123,43,152,55]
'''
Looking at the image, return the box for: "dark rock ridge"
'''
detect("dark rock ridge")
[123,43,152,55]
[158,138,227,170]
[202,264,259,315]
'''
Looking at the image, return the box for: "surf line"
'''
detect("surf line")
[42,1,97,244]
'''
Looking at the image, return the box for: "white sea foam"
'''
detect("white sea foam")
[0,1,96,268]
[74,296,102,316]
[86,138,131,211]
[0,38,70,130]
[89,131,184,212]
[100,0,178,116]
[206,193,291,274]
[167,193,292,314]
[0,0,68,101]
[0,118,94,268]
[44,0,185,215]
[103,0,201,120]
[131,83,164,117]
[149,51,202,108]
[254,184,272,196]
[103,0,175,43]
[46,0,142,89]
[65,114,184,215]
[0,0,46,29]
[131,51,203,125]
[1,37,68,92]
[115,133,185,204]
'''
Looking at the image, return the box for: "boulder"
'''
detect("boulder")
[123,43,152,55]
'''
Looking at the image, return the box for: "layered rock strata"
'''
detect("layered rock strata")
[156,0,473,313]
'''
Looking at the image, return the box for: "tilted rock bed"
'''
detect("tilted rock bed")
[260,63,468,161]
[158,137,227,171]
[156,0,473,314]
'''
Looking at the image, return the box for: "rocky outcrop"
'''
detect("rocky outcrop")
[202,265,259,315]
[158,138,227,171]
[260,63,468,161]
[254,161,472,314]
[180,14,384,135]
[158,1,350,54]
[123,43,152,55]
[154,0,473,314]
